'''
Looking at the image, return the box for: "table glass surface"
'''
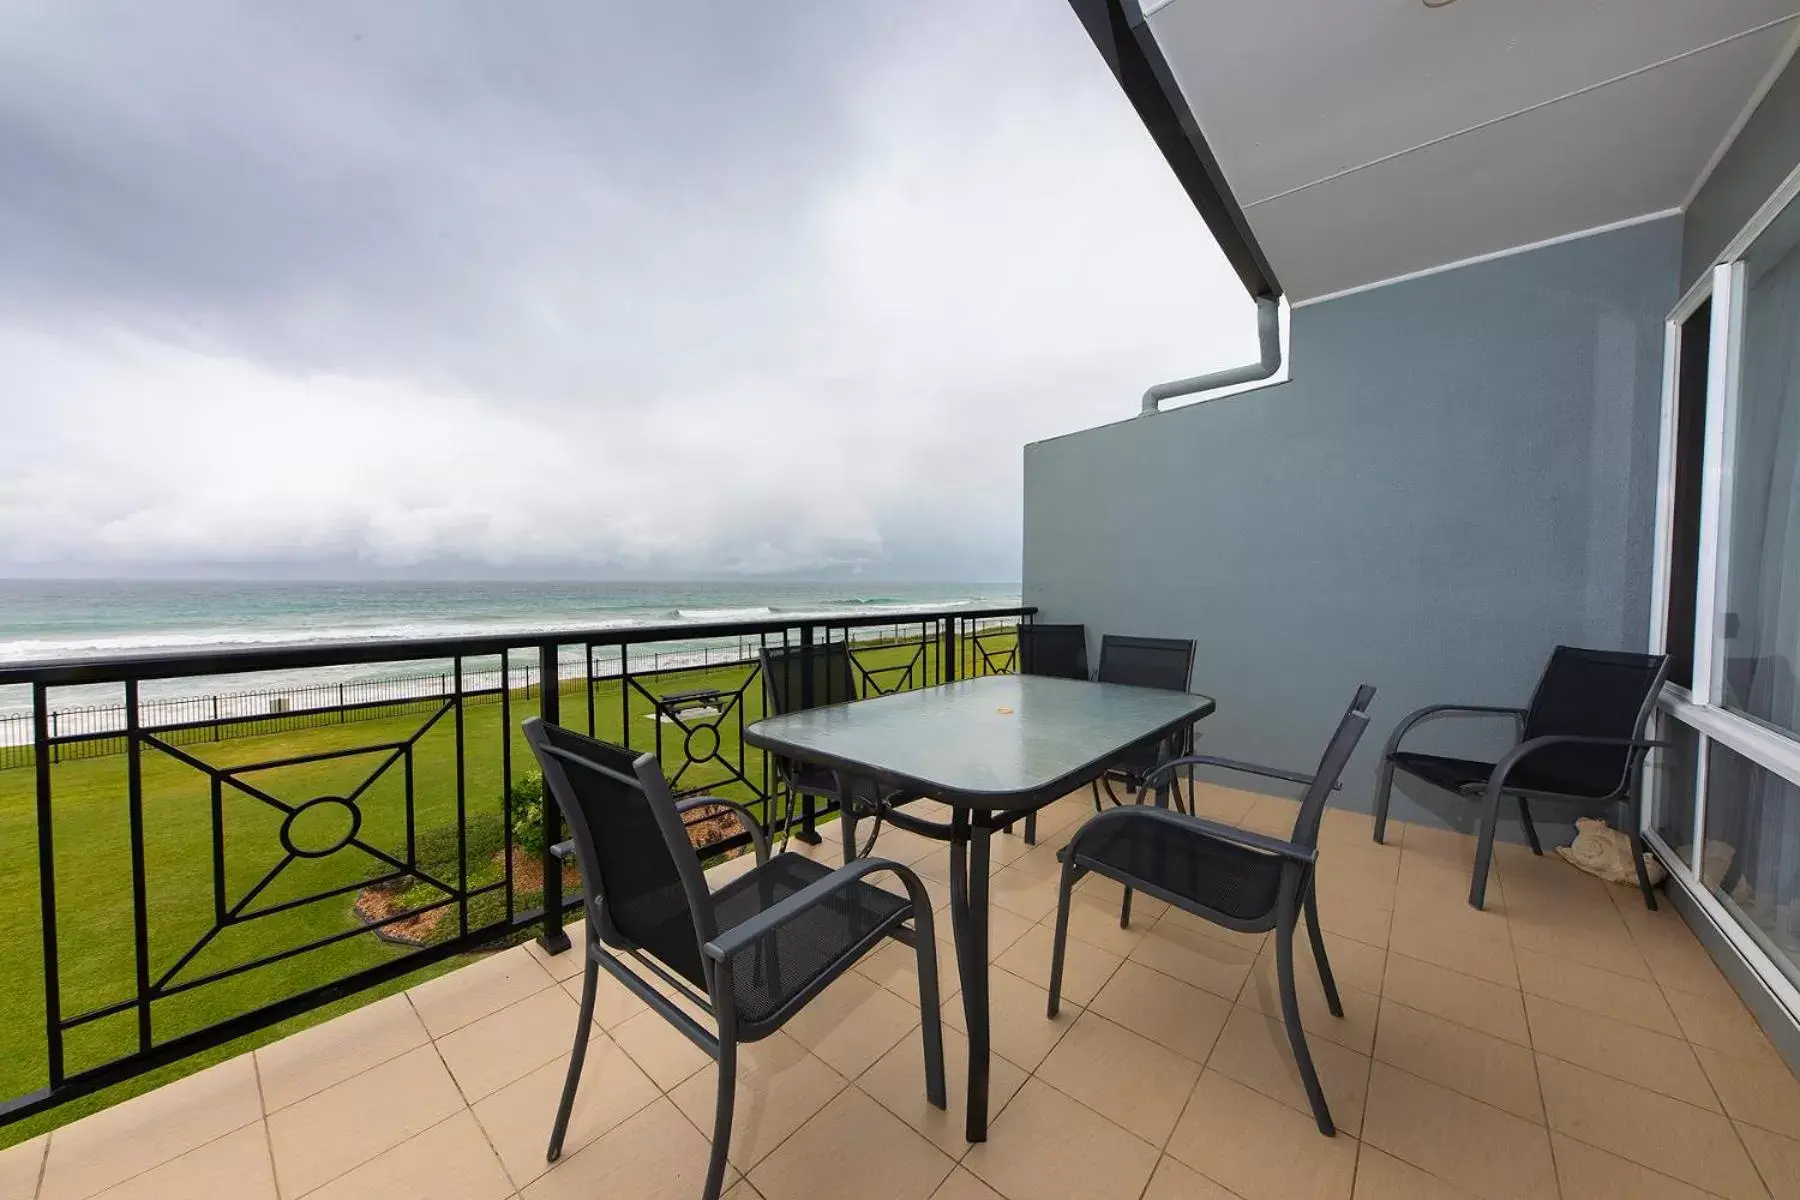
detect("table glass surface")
[745,675,1214,803]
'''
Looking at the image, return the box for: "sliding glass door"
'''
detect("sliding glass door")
[1651,187,1800,1006]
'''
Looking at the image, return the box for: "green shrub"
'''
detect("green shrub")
[508,770,551,856]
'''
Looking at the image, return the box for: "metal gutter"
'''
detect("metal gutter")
[1065,0,1287,414]
[1140,294,1281,415]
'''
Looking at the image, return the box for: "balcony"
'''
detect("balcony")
[2,779,1792,1200]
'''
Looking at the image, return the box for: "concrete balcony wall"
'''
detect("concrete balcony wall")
[1022,216,1681,839]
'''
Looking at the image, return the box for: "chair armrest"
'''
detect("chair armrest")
[675,795,770,865]
[1065,803,1317,868]
[548,839,576,861]
[1142,754,1340,792]
[702,857,930,963]
[1489,735,1670,794]
[1383,704,1528,759]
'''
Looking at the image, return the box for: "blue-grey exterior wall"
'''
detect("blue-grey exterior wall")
[1022,216,1682,839]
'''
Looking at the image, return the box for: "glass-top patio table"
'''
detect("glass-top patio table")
[745,673,1216,1141]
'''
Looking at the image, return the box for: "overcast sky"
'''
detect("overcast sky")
[0,0,1254,582]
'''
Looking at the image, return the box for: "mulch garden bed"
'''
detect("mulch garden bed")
[354,809,745,946]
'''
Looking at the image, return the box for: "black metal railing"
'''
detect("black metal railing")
[0,606,1029,1124]
[0,634,949,771]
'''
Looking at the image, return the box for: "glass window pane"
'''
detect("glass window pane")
[1650,714,1699,865]
[1721,201,1800,734]
[1704,741,1800,990]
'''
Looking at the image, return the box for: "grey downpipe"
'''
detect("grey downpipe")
[1139,294,1282,416]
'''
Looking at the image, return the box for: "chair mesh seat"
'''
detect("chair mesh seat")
[710,853,912,1027]
[1390,750,1613,799]
[1074,820,1283,923]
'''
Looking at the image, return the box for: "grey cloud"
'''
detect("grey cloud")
[0,0,1254,578]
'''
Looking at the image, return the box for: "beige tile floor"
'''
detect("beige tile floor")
[5,785,1800,1200]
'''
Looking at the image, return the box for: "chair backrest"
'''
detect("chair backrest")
[1290,684,1378,849]
[1521,646,1671,797]
[523,718,716,990]
[759,642,859,716]
[1096,634,1194,692]
[1017,623,1090,680]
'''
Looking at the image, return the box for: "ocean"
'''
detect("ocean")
[0,579,1019,721]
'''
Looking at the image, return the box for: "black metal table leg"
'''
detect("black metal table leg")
[793,792,822,845]
[946,809,993,1142]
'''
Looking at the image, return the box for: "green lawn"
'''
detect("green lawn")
[0,631,1014,1145]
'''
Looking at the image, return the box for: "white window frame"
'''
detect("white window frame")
[1646,159,1800,1024]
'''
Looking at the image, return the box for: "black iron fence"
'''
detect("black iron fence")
[0,606,1030,1125]
[0,631,947,771]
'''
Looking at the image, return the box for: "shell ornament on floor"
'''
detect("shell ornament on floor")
[1555,817,1667,886]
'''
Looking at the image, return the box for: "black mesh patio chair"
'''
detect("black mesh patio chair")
[1091,634,1198,813]
[1011,623,1090,845]
[1371,646,1671,911]
[524,719,945,1200]
[759,643,921,862]
[1017,622,1090,680]
[1049,685,1376,1137]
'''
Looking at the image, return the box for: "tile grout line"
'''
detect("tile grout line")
[1609,892,1789,1195]
[1036,1005,1207,1154]
[516,1033,664,1188]
[425,972,656,1194]
[1351,921,1392,1200]
[442,989,529,1200]
[251,1053,280,1200]
[1545,1124,1742,1200]
[984,1068,1163,1193]
[30,1130,49,1200]
[668,1044,855,1190]
[415,989,497,1194]
[1512,909,1566,1200]
[53,1089,268,1200]
[1366,836,1547,1199]
[1513,862,1756,1200]
[1520,996,1734,1112]
[258,994,435,1119]
[1715,1084,1783,1199]
[1692,1007,1792,1200]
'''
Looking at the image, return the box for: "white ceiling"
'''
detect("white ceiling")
[1144,0,1800,302]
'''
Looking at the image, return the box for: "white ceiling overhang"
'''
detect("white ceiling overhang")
[1140,0,1800,303]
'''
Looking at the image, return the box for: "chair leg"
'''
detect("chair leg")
[1303,883,1343,1018]
[1047,859,1079,1018]
[1517,797,1543,856]
[1023,812,1037,846]
[1090,780,1104,814]
[1276,906,1336,1137]
[546,950,600,1163]
[1630,827,1659,912]
[792,790,822,846]
[1469,784,1503,910]
[702,1037,736,1200]
[1627,795,1658,912]
[1372,755,1396,844]
[1119,885,1134,929]
[907,913,950,1115]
